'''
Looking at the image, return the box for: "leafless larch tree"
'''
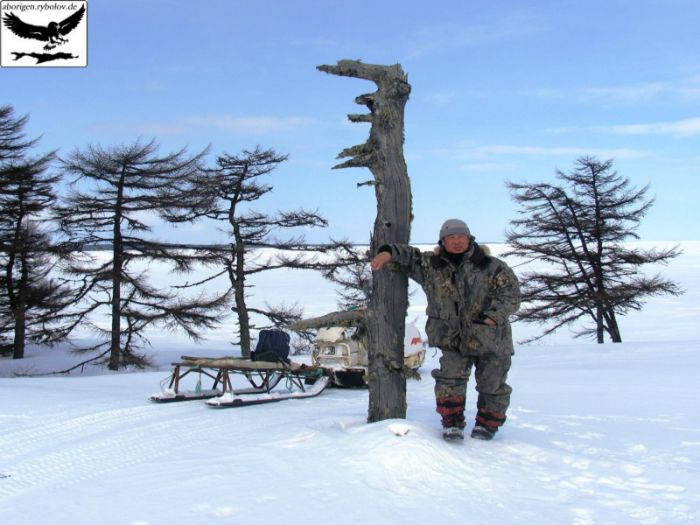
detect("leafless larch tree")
[196,146,329,356]
[55,139,230,370]
[0,105,84,359]
[506,156,683,343]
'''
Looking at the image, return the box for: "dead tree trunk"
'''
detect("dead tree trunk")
[288,309,365,331]
[318,60,412,422]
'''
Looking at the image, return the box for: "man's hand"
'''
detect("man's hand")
[371,251,392,271]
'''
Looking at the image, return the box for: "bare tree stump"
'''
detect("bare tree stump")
[318,60,412,422]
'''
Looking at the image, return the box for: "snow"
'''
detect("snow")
[1,243,699,524]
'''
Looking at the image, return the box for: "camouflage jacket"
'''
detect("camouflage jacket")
[385,241,521,355]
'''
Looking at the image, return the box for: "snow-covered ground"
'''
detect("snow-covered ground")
[1,242,699,524]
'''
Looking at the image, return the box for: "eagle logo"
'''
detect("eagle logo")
[2,5,85,51]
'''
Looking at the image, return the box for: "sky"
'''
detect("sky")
[1,0,699,244]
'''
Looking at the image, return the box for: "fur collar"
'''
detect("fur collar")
[431,241,491,269]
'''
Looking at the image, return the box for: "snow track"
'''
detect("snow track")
[1,341,699,524]
[0,402,201,500]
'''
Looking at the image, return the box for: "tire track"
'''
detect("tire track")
[0,402,217,501]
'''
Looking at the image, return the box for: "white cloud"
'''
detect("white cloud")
[458,162,515,173]
[184,115,315,134]
[582,82,671,102]
[551,117,700,137]
[88,115,315,137]
[599,117,700,137]
[86,122,188,136]
[466,144,648,160]
[525,76,700,105]
[580,77,700,102]
[425,91,458,106]
[406,14,542,59]
[531,88,567,100]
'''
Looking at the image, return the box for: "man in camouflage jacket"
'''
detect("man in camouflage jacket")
[371,219,521,441]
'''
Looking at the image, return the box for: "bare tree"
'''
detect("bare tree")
[0,105,83,359]
[194,146,329,356]
[0,105,35,162]
[318,60,412,422]
[506,157,683,343]
[55,139,229,370]
[321,242,372,311]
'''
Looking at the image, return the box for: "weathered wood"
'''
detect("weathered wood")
[288,310,365,331]
[318,60,412,422]
[178,356,303,371]
[348,113,373,123]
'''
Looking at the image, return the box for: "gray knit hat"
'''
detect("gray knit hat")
[439,219,470,240]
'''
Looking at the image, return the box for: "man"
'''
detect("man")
[371,219,520,441]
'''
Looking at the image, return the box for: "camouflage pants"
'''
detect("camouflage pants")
[431,348,512,430]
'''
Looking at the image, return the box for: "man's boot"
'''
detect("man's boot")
[436,395,466,442]
[471,408,506,441]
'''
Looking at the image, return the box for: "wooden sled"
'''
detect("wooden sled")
[150,356,330,407]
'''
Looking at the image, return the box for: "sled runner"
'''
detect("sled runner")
[206,368,330,408]
[149,355,330,407]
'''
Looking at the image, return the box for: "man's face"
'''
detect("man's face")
[442,233,470,254]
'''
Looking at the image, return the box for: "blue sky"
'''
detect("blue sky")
[1,0,699,243]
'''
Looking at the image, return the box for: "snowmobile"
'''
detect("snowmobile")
[311,323,426,387]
